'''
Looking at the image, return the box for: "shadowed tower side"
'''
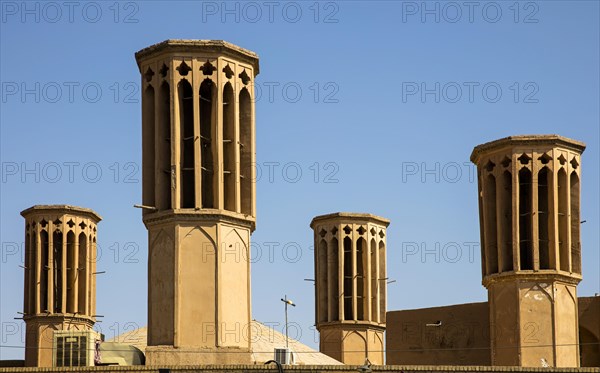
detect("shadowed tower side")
[471,135,586,367]
[311,212,390,365]
[20,205,101,367]
[135,39,259,365]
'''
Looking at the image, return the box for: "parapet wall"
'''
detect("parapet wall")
[0,365,599,373]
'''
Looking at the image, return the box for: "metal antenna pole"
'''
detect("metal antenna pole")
[284,295,289,348]
[280,295,296,349]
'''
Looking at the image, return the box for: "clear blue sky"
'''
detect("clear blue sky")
[1,0,598,360]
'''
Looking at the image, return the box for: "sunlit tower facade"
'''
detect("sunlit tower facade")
[21,205,101,367]
[311,213,390,365]
[135,40,259,365]
[471,135,586,367]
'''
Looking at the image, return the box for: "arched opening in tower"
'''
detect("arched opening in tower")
[370,238,378,323]
[223,82,235,212]
[318,239,328,323]
[239,88,252,216]
[484,174,498,274]
[329,236,339,321]
[558,168,569,271]
[200,79,215,208]
[30,232,37,313]
[24,233,30,314]
[157,81,171,211]
[356,237,366,320]
[78,232,87,314]
[91,236,96,314]
[178,79,195,208]
[142,85,155,210]
[500,171,513,272]
[538,167,551,269]
[343,236,353,320]
[378,240,386,323]
[518,168,533,270]
[53,230,63,313]
[40,230,48,312]
[570,172,581,274]
[66,231,76,313]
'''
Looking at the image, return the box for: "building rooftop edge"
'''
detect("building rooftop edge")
[310,212,390,228]
[20,204,102,221]
[470,134,586,164]
[134,39,260,74]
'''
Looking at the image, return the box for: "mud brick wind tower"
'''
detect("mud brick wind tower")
[135,40,259,365]
[311,213,390,365]
[21,205,101,367]
[471,135,586,367]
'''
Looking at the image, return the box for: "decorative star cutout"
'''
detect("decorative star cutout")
[239,69,251,85]
[223,64,234,79]
[144,67,155,82]
[176,61,191,76]
[538,153,552,165]
[484,160,496,172]
[159,63,169,78]
[200,60,216,76]
[518,153,531,165]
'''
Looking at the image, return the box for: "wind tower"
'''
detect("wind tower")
[135,40,259,365]
[21,205,101,367]
[311,213,390,364]
[471,135,585,367]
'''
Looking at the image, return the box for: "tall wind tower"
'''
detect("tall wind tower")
[135,40,259,365]
[471,135,585,367]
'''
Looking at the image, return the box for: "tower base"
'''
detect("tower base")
[24,315,95,367]
[145,346,252,365]
[319,324,385,365]
[487,275,580,367]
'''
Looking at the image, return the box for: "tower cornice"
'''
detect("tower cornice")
[310,212,390,229]
[470,134,586,164]
[143,209,256,232]
[482,271,582,288]
[135,39,260,75]
[20,204,102,222]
